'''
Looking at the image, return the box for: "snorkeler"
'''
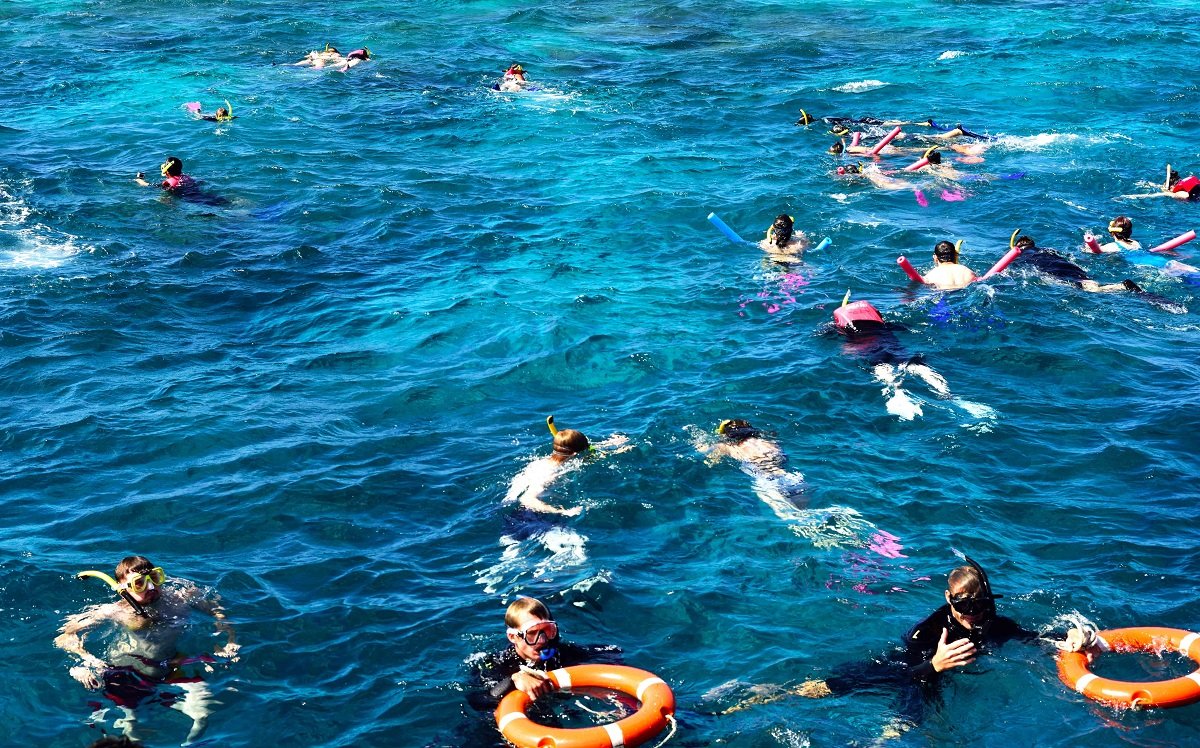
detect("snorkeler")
[187,100,235,122]
[290,44,345,68]
[760,214,810,263]
[494,63,530,92]
[504,415,630,516]
[1097,216,1141,252]
[722,556,1050,731]
[55,556,238,745]
[921,240,976,290]
[1123,165,1200,201]
[1009,235,1137,292]
[695,419,809,522]
[134,157,192,192]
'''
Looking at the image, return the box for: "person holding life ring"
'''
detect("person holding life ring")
[467,596,621,710]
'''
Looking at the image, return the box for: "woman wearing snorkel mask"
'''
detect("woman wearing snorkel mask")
[54,556,238,744]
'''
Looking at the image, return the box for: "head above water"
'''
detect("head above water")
[770,214,794,248]
[160,157,183,177]
[552,428,589,457]
[716,419,760,442]
[1014,235,1036,251]
[1108,215,1133,240]
[927,150,943,165]
[795,109,814,126]
[347,48,370,61]
[933,240,959,263]
[829,140,845,154]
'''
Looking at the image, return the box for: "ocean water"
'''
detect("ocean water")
[2,0,1200,745]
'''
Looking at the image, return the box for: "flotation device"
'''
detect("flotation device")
[1148,229,1196,253]
[1058,627,1200,709]
[707,212,746,244]
[1175,175,1200,195]
[834,300,884,331]
[867,126,902,157]
[496,664,675,748]
[1084,233,1103,253]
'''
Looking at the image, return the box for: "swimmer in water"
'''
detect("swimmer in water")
[1122,164,1200,201]
[1009,235,1137,292]
[134,156,191,192]
[836,161,912,191]
[189,101,235,122]
[921,240,976,290]
[760,214,810,263]
[696,419,805,518]
[1097,215,1142,253]
[496,63,529,92]
[505,415,630,516]
[290,44,345,68]
[55,556,238,745]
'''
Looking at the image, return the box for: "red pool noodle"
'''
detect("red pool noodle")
[897,256,925,283]
[867,126,903,157]
[1148,229,1196,253]
[981,248,1022,279]
[903,157,929,172]
[1083,234,1102,253]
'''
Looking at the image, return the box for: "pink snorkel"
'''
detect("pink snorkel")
[867,126,903,157]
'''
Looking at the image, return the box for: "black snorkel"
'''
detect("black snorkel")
[954,551,1001,639]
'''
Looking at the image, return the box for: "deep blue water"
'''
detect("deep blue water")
[2,1,1200,746]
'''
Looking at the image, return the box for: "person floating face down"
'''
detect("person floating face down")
[504,416,630,516]
[1010,235,1138,292]
[921,240,976,290]
[1164,167,1200,200]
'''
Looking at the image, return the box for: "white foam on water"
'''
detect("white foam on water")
[938,50,967,60]
[0,181,87,270]
[832,79,888,93]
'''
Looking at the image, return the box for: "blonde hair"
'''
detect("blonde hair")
[505,597,551,628]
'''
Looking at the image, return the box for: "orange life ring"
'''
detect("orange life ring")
[1057,627,1200,708]
[495,664,675,748]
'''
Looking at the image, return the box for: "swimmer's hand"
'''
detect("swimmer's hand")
[513,668,556,701]
[1057,626,1106,654]
[214,642,241,661]
[136,172,145,179]
[931,628,976,672]
[69,662,104,689]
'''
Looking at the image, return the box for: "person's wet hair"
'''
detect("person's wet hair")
[829,140,844,154]
[928,150,943,165]
[115,555,154,580]
[933,240,958,263]
[1014,235,1036,251]
[1167,168,1180,187]
[770,214,794,248]
[162,157,183,177]
[716,419,760,442]
[552,429,589,456]
[1108,215,1133,240]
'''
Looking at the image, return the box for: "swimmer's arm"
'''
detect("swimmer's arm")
[191,592,240,657]
[54,609,111,670]
[134,172,152,187]
[519,493,581,517]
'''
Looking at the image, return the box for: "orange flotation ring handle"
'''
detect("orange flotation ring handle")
[1057,627,1200,709]
[495,664,675,748]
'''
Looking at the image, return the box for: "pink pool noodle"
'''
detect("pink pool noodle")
[1149,229,1196,253]
[981,248,1022,279]
[897,256,925,283]
[867,126,903,157]
[850,132,862,147]
[903,156,929,172]
[185,102,202,113]
[1083,233,1103,253]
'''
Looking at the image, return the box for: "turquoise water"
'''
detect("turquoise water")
[3,0,1200,745]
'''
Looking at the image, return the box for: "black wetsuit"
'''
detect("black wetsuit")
[1010,246,1094,287]
[818,605,1037,723]
[836,320,922,368]
[467,640,621,711]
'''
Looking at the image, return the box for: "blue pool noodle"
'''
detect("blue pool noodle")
[813,237,831,252]
[707,212,747,244]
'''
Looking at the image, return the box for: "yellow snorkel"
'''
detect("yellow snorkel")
[922,145,940,160]
[1009,228,1021,250]
[77,570,151,618]
[546,415,558,436]
[841,289,851,307]
[220,99,234,120]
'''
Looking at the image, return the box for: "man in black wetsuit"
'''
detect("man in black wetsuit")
[1010,235,1134,293]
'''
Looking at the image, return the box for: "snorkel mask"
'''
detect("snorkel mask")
[716,419,759,441]
[76,569,154,619]
[951,550,1001,634]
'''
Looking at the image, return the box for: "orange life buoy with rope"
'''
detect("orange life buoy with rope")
[495,664,675,748]
[1057,627,1200,708]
